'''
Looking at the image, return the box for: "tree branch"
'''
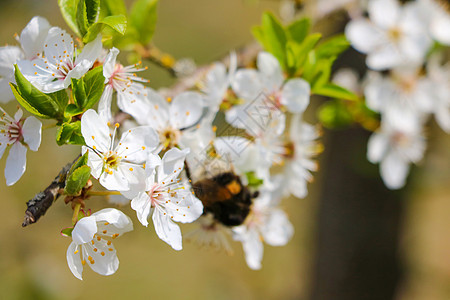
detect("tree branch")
[22,155,80,227]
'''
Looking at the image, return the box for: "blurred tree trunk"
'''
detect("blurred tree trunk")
[309,126,404,300]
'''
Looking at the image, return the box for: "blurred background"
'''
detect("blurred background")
[0,0,449,299]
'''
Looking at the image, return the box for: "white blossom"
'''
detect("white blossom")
[233,180,294,270]
[130,148,204,250]
[0,16,50,103]
[18,27,102,93]
[282,115,322,199]
[364,68,432,132]
[201,52,237,122]
[98,47,150,122]
[131,88,204,151]
[367,119,426,189]
[0,107,41,186]
[345,0,432,70]
[81,109,160,191]
[66,208,133,280]
[427,54,450,132]
[227,52,310,130]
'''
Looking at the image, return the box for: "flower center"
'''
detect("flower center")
[0,113,23,145]
[159,127,180,150]
[388,27,402,42]
[104,151,122,170]
[148,184,164,207]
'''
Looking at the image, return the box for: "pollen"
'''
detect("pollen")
[81,260,86,265]
[101,252,105,256]
[103,230,107,234]
[90,260,95,264]
[142,146,146,150]
[92,136,95,139]
[107,241,112,245]
[97,236,101,241]
[104,222,109,226]
[115,123,120,128]
[186,111,190,116]
[129,168,133,171]
[74,250,79,254]
[166,97,172,103]
[93,248,98,252]
[108,248,113,251]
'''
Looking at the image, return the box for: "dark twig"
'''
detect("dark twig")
[22,155,81,227]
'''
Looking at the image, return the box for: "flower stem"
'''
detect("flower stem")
[87,190,122,196]
[72,203,81,225]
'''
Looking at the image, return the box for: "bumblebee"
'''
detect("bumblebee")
[192,171,259,227]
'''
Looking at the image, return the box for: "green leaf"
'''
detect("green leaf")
[69,152,89,176]
[101,0,127,17]
[130,0,158,45]
[72,66,105,110]
[61,227,74,237]
[318,100,353,129]
[286,18,310,44]
[65,165,91,196]
[59,0,81,36]
[76,0,100,36]
[56,121,85,145]
[315,34,350,59]
[12,65,67,120]
[83,15,127,43]
[313,83,359,101]
[253,12,288,68]
[64,104,84,118]
[245,171,264,189]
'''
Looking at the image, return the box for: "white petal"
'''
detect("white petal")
[81,109,111,151]
[72,216,97,245]
[43,27,74,66]
[136,88,169,128]
[20,16,51,59]
[152,209,183,251]
[367,43,405,70]
[166,193,203,223]
[0,46,23,75]
[5,142,27,186]
[159,148,189,180]
[368,0,400,29]
[257,52,284,92]
[0,141,7,160]
[169,91,204,129]
[430,13,450,45]
[75,34,102,64]
[0,77,14,103]
[66,242,84,280]
[367,132,388,163]
[103,48,119,81]
[345,19,384,54]
[380,151,410,189]
[22,116,42,151]
[231,69,263,100]
[83,240,119,276]
[131,192,152,227]
[241,228,263,270]
[84,147,103,179]
[261,209,294,246]
[66,59,92,82]
[117,126,159,162]
[98,85,114,123]
[99,168,130,191]
[14,108,23,122]
[280,78,310,113]
[93,208,133,235]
